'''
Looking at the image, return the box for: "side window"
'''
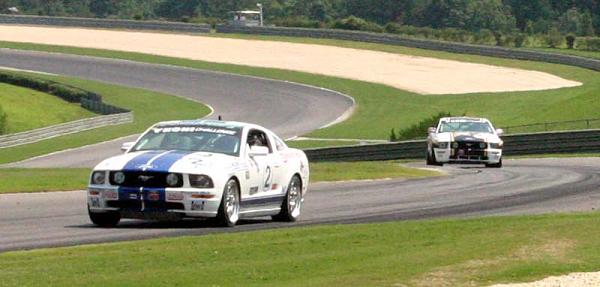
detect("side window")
[247,129,273,153]
[273,135,287,151]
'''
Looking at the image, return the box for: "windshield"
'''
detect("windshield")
[132,125,242,156]
[439,121,494,133]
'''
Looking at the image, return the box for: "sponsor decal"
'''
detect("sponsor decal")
[153,126,239,136]
[191,200,205,211]
[249,186,259,195]
[129,194,138,200]
[148,191,160,201]
[102,190,118,200]
[245,171,250,180]
[91,197,100,207]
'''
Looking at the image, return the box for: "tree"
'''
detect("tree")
[465,0,516,33]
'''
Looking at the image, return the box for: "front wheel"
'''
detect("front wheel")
[215,179,240,227]
[88,207,120,227]
[486,158,503,168]
[429,148,443,166]
[273,175,303,222]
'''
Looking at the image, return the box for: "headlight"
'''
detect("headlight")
[189,174,214,188]
[479,142,487,149]
[91,171,106,185]
[112,171,126,185]
[452,142,459,148]
[489,142,504,149]
[166,173,182,187]
[432,142,449,149]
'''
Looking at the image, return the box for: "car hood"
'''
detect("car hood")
[93,150,243,174]
[434,132,501,143]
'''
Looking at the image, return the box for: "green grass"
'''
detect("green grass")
[3,213,600,286]
[0,82,94,133]
[310,161,439,182]
[0,72,211,164]
[529,47,600,60]
[0,161,438,193]
[0,168,89,193]
[0,38,598,146]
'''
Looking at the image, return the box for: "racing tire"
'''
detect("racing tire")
[486,159,503,168]
[273,175,303,222]
[88,207,120,227]
[426,150,434,165]
[430,149,444,167]
[215,179,240,227]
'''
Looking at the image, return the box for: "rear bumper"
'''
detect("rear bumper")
[87,186,220,219]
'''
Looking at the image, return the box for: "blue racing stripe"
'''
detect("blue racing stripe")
[122,151,165,171]
[145,151,193,173]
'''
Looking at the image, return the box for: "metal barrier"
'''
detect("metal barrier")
[0,14,210,33]
[0,112,133,148]
[304,129,600,162]
[216,25,600,72]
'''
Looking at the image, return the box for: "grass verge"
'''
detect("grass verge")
[0,82,94,133]
[0,168,89,193]
[2,213,600,286]
[310,161,439,182]
[0,72,211,164]
[0,161,439,194]
[0,38,598,144]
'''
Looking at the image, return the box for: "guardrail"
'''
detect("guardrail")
[216,25,600,72]
[304,129,600,162]
[0,112,133,148]
[0,14,210,33]
[502,118,600,134]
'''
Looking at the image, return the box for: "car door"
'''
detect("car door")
[244,129,277,198]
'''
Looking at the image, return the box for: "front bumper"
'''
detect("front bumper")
[87,186,221,219]
[433,147,502,164]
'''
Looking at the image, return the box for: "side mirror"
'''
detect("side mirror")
[496,129,504,136]
[427,127,437,134]
[121,142,135,153]
[248,146,269,157]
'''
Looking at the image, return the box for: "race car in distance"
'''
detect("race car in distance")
[426,117,504,168]
[87,120,310,227]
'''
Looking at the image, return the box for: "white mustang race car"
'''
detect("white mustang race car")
[87,120,310,227]
[426,117,504,168]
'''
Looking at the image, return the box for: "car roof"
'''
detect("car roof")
[153,119,267,132]
[439,117,489,122]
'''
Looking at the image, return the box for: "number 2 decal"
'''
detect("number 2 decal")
[263,165,272,191]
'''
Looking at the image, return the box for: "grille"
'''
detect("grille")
[451,141,487,159]
[109,171,183,188]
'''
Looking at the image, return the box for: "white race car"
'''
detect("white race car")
[87,120,310,227]
[426,117,504,168]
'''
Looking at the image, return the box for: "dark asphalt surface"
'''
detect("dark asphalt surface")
[2,158,599,252]
[0,49,354,167]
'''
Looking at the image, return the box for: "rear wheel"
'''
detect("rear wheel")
[215,179,240,227]
[273,175,303,222]
[486,158,503,168]
[88,207,120,227]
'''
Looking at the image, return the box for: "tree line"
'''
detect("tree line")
[1,0,598,37]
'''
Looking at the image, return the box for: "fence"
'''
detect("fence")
[0,112,133,148]
[304,129,600,162]
[502,118,600,134]
[216,25,600,72]
[0,14,210,33]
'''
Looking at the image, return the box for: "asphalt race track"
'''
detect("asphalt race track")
[0,49,354,167]
[0,49,599,253]
[2,158,600,252]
